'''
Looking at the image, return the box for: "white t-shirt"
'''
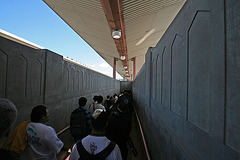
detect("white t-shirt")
[89,103,106,114]
[22,122,64,160]
[69,135,122,160]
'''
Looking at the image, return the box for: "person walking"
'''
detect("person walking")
[21,105,64,160]
[104,95,113,115]
[88,95,98,114]
[70,97,91,142]
[69,109,122,160]
[94,95,106,111]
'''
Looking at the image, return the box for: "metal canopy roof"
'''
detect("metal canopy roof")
[43,0,186,80]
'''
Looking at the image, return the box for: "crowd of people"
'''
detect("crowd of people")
[0,91,134,160]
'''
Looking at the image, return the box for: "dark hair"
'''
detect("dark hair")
[31,105,47,122]
[93,96,98,102]
[97,95,103,103]
[107,95,110,99]
[79,97,87,107]
[91,110,108,130]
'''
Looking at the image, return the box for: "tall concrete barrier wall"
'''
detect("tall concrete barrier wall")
[0,36,120,147]
[132,0,240,159]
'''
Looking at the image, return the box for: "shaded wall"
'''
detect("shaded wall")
[132,0,240,159]
[0,36,120,147]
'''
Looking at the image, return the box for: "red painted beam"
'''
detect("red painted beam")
[100,0,129,77]
[133,57,136,79]
[113,57,117,79]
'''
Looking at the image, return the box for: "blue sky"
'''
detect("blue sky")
[0,0,122,79]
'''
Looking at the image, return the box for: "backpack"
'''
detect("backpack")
[77,141,116,160]
[70,108,88,139]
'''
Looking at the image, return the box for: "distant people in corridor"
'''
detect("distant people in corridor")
[21,105,64,160]
[96,95,106,110]
[70,97,91,142]
[104,95,113,115]
[88,95,98,114]
[0,98,19,160]
[113,93,118,103]
[105,93,133,160]
[69,109,122,160]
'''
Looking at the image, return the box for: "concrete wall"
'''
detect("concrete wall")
[0,36,120,147]
[132,0,240,159]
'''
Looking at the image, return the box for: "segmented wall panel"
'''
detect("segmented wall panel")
[133,0,240,159]
[0,36,120,147]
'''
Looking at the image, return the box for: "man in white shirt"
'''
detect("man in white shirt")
[94,95,106,111]
[69,109,122,160]
[22,105,64,160]
[89,95,106,114]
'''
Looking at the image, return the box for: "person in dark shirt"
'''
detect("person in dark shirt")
[70,97,91,142]
[104,95,113,115]
[105,96,133,160]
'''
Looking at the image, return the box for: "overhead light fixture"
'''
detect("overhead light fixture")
[124,66,127,69]
[136,28,155,46]
[112,29,121,39]
[125,70,128,72]
[120,55,126,60]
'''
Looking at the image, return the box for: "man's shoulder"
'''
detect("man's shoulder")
[72,107,81,112]
[28,122,46,127]
[96,103,105,108]
[81,107,90,114]
[30,122,55,132]
[72,107,90,115]
[35,123,55,133]
[84,109,91,117]
[71,107,82,114]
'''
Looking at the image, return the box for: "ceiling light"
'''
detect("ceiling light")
[125,70,128,72]
[112,29,121,39]
[120,55,126,60]
[124,66,127,69]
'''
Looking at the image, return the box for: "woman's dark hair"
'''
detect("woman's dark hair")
[31,105,47,122]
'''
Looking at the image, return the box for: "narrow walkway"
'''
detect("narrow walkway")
[57,104,148,160]
[128,105,148,160]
